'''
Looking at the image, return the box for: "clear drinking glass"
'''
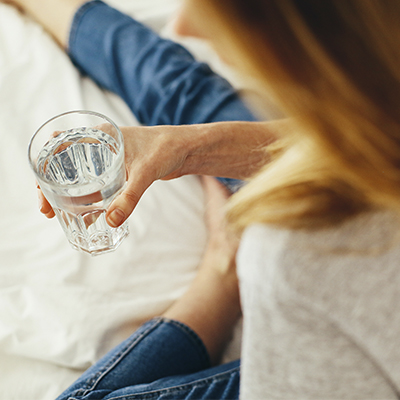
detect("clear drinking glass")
[28,110,129,256]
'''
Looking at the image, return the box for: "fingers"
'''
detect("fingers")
[37,188,55,218]
[106,172,150,227]
[104,125,191,227]
[202,176,238,245]
[202,175,230,203]
[201,176,231,229]
[200,176,239,277]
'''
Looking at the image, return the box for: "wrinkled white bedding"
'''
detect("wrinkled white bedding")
[0,1,240,398]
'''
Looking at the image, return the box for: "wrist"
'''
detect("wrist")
[181,121,274,179]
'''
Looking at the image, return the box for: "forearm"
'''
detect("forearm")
[163,264,240,366]
[106,120,279,228]
[179,119,284,180]
[163,176,241,366]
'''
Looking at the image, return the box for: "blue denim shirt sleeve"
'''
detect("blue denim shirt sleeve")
[68,1,257,127]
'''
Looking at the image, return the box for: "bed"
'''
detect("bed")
[0,1,242,398]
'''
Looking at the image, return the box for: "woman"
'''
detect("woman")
[9,0,400,399]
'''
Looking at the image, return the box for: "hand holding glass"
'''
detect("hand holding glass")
[28,110,129,255]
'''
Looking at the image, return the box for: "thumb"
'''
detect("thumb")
[106,173,150,227]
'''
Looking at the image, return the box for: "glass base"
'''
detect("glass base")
[55,208,130,256]
[69,224,129,256]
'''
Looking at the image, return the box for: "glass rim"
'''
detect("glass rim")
[28,109,125,186]
[28,109,124,170]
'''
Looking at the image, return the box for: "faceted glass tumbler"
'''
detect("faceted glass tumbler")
[28,110,129,256]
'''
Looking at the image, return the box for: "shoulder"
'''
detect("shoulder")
[239,208,400,266]
[237,208,400,303]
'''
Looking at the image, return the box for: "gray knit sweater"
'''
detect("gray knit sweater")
[237,210,400,399]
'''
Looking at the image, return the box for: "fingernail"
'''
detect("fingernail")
[108,209,125,227]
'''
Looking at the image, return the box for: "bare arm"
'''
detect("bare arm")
[105,120,281,227]
[163,176,241,365]
[7,0,84,47]
[37,119,284,226]
[38,119,281,225]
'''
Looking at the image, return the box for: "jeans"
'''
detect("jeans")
[56,318,240,400]
[68,0,257,192]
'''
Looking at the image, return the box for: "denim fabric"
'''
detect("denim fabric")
[56,318,240,400]
[68,1,257,126]
[68,0,257,191]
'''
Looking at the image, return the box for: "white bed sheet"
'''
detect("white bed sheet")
[0,1,241,398]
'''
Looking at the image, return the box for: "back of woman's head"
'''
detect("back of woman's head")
[200,0,400,229]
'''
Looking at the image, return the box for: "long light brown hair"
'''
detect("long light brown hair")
[197,0,400,229]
